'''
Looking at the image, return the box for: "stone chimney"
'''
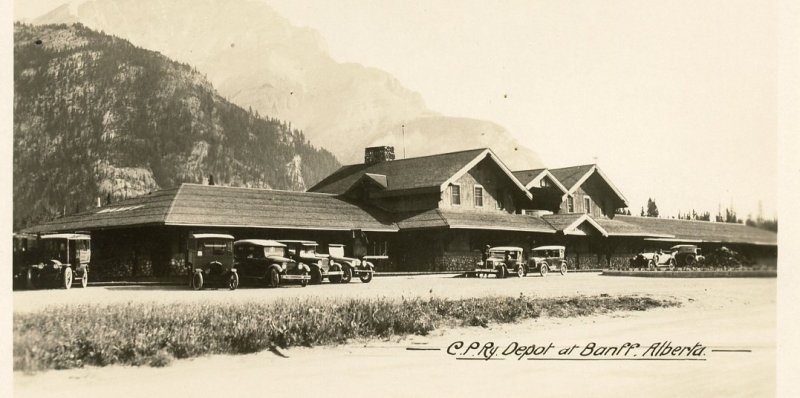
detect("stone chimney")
[365,146,395,165]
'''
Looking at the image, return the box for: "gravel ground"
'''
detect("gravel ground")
[12,273,774,314]
[13,274,776,397]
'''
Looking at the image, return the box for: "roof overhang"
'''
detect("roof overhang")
[167,222,398,233]
[561,214,609,237]
[439,149,533,200]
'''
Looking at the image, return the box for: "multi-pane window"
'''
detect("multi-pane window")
[451,184,461,205]
[567,196,575,212]
[474,186,484,207]
[584,197,592,214]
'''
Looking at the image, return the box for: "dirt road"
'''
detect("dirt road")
[14,275,776,397]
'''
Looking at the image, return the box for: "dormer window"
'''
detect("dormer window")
[474,186,484,207]
[451,184,461,206]
[540,177,551,188]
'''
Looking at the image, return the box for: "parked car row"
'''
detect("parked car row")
[469,245,569,279]
[14,232,384,291]
[178,234,383,291]
[629,245,705,270]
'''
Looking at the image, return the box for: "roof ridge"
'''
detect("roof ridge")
[337,147,488,167]
[617,215,758,228]
[181,183,339,197]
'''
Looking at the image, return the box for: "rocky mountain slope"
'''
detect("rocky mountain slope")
[33,0,544,168]
[13,23,339,228]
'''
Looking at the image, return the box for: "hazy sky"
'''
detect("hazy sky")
[14,0,777,219]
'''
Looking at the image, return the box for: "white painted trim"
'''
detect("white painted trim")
[439,149,533,200]
[583,195,592,214]
[525,170,570,194]
[562,214,609,237]
[559,165,628,206]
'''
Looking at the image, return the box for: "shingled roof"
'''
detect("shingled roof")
[307,148,531,199]
[542,213,608,236]
[396,209,556,233]
[549,164,595,191]
[615,215,777,246]
[24,184,398,233]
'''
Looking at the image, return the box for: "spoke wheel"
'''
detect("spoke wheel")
[359,271,373,283]
[560,263,567,276]
[267,268,280,288]
[539,262,549,277]
[228,272,239,290]
[341,266,353,283]
[62,267,73,290]
[81,270,89,288]
[191,272,204,290]
[516,265,525,278]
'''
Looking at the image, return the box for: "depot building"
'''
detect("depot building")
[22,146,777,279]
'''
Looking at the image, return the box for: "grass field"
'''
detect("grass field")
[13,294,678,372]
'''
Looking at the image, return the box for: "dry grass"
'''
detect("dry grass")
[14,294,678,371]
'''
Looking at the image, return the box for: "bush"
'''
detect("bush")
[14,295,678,372]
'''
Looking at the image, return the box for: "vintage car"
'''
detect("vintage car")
[278,240,344,284]
[326,244,380,283]
[473,246,527,278]
[234,239,310,287]
[671,245,705,267]
[630,248,676,269]
[186,233,239,290]
[529,245,568,277]
[16,233,91,289]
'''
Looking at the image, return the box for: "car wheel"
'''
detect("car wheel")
[359,272,373,283]
[191,271,204,290]
[341,266,353,283]
[228,272,239,290]
[80,270,89,288]
[267,268,280,288]
[310,267,322,285]
[560,262,567,275]
[62,267,73,290]
[685,255,695,266]
[26,268,36,290]
[497,265,507,279]
[300,272,309,287]
[647,260,655,270]
[539,262,548,277]
[516,265,526,278]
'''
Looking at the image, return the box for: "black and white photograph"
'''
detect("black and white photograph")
[2,0,798,397]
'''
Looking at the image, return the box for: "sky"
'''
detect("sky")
[13,0,778,220]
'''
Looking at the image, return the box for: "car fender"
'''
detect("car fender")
[363,261,374,271]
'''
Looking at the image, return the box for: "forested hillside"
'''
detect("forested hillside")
[13,23,339,229]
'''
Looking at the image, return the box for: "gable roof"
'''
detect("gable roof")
[308,148,531,199]
[615,215,777,246]
[512,168,570,194]
[542,213,609,237]
[24,184,399,234]
[549,164,628,206]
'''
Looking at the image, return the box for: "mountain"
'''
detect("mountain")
[33,0,544,169]
[13,23,339,229]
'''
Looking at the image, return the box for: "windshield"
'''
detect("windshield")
[264,246,284,257]
[40,239,68,263]
[235,244,262,260]
[300,246,317,256]
[328,246,345,257]
[200,239,232,255]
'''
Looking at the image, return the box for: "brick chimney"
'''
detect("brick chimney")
[365,146,395,165]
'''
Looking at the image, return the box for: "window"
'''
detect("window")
[567,196,575,212]
[474,186,484,207]
[584,197,592,214]
[451,184,461,205]
[540,177,551,188]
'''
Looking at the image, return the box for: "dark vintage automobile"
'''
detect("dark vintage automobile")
[187,233,239,290]
[472,246,527,278]
[326,244,381,283]
[278,240,344,284]
[529,246,568,277]
[234,239,310,287]
[15,233,91,289]
[671,245,705,267]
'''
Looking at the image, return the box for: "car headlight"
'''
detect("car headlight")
[353,259,361,267]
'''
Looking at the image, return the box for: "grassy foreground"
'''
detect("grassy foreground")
[14,294,678,371]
